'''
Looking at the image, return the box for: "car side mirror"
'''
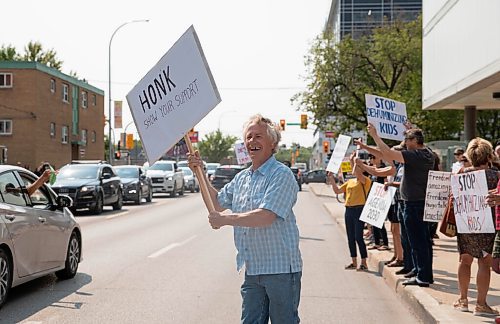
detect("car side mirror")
[56,195,73,208]
[102,173,112,179]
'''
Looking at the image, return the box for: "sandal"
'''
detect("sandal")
[344,263,357,270]
[357,264,368,272]
[387,259,404,267]
[384,256,396,265]
[377,245,391,251]
[367,244,380,250]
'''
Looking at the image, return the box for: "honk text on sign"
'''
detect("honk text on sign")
[365,94,407,141]
[127,25,221,164]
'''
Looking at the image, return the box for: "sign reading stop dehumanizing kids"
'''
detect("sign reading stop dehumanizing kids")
[365,94,407,141]
[127,25,221,164]
[360,182,396,229]
[451,170,495,234]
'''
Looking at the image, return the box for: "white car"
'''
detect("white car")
[206,163,221,181]
[179,167,200,193]
[146,161,184,197]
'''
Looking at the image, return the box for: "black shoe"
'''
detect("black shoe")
[395,268,411,275]
[402,278,429,287]
[404,270,417,279]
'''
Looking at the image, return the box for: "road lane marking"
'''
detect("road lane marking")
[105,211,128,220]
[148,235,197,258]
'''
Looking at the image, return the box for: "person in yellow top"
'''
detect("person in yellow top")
[327,152,372,271]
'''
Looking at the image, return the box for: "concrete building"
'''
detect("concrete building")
[0,61,105,170]
[422,0,500,140]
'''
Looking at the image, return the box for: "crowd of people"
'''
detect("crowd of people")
[327,122,500,318]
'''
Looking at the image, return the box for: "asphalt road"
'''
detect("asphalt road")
[0,186,420,323]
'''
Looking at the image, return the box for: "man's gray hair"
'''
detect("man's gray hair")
[243,114,281,153]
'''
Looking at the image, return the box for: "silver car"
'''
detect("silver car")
[0,165,82,308]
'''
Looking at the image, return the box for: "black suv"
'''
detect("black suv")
[211,165,245,190]
[51,161,123,214]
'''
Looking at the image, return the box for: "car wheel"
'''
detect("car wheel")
[190,184,195,193]
[146,186,153,202]
[135,191,142,205]
[92,193,103,214]
[0,249,12,309]
[179,181,184,196]
[113,190,123,210]
[170,182,177,198]
[56,232,80,280]
[195,185,200,193]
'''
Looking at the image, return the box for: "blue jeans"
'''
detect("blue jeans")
[397,201,414,271]
[403,201,433,283]
[241,272,301,324]
[345,206,368,259]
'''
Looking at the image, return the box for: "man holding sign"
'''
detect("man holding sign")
[188,115,302,324]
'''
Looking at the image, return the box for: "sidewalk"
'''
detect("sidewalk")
[309,183,500,324]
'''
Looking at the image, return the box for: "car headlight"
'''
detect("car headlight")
[167,176,173,181]
[81,186,95,192]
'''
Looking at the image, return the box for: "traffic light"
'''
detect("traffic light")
[126,134,134,150]
[323,141,329,153]
[280,119,285,131]
[115,140,121,159]
[300,114,308,129]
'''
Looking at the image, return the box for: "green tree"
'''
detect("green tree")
[0,41,63,70]
[275,144,311,166]
[198,130,238,163]
[292,16,463,142]
[477,110,500,143]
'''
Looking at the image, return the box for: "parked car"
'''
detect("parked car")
[179,167,200,193]
[146,161,184,197]
[290,167,302,191]
[114,165,153,204]
[211,165,245,190]
[178,160,207,175]
[206,162,221,181]
[0,165,82,308]
[303,169,327,184]
[51,161,123,214]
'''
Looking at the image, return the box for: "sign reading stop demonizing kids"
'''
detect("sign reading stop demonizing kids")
[127,26,221,164]
[326,135,351,174]
[451,170,495,234]
[365,94,407,141]
[360,182,396,229]
[423,171,452,222]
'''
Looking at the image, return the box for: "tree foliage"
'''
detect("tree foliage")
[275,144,311,166]
[292,16,463,142]
[198,130,238,163]
[0,41,63,70]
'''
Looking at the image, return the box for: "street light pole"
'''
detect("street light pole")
[108,19,148,165]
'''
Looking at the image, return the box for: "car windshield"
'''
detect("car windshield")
[177,161,188,168]
[149,163,173,171]
[180,168,193,176]
[115,168,139,178]
[290,168,299,174]
[207,164,218,171]
[58,165,100,180]
[215,168,241,177]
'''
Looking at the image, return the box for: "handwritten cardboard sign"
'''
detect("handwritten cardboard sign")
[365,94,407,141]
[451,170,495,234]
[234,142,251,165]
[126,25,221,164]
[424,171,452,222]
[326,135,351,173]
[360,182,396,229]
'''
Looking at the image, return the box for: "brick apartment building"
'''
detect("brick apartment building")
[0,61,105,170]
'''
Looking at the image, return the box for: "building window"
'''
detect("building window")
[62,126,68,143]
[0,120,12,135]
[81,129,87,145]
[92,94,97,106]
[50,79,56,93]
[0,73,13,88]
[62,84,69,102]
[50,122,56,137]
[81,91,88,108]
[91,130,96,143]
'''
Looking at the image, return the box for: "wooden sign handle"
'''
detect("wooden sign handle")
[184,135,215,213]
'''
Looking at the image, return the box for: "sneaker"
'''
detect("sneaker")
[474,304,499,316]
[453,298,468,312]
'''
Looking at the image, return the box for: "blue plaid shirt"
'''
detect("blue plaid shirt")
[217,156,302,275]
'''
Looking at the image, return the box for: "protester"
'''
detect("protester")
[490,178,500,275]
[187,114,302,324]
[366,124,435,287]
[452,148,465,173]
[327,152,371,271]
[453,138,499,316]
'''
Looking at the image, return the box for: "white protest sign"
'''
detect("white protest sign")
[235,142,251,165]
[451,170,495,234]
[360,182,396,229]
[126,25,221,164]
[424,171,452,222]
[326,135,351,173]
[365,94,407,141]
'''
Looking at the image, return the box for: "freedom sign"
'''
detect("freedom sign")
[365,94,407,141]
[423,171,452,222]
[451,170,495,234]
[326,135,351,173]
[127,26,221,164]
[360,182,396,229]
[235,142,251,165]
